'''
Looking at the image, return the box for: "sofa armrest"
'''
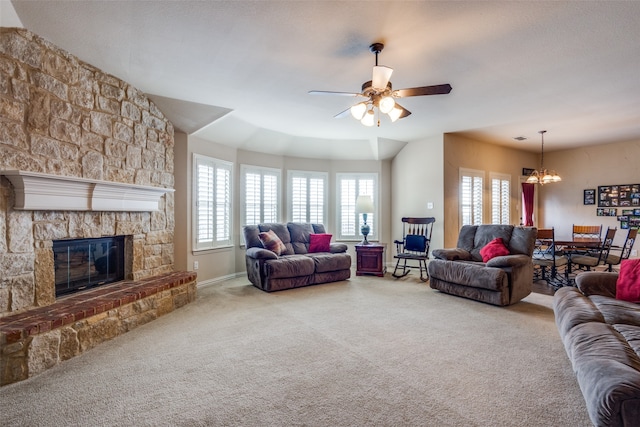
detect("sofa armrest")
[486,254,531,268]
[329,243,348,253]
[432,248,472,261]
[245,247,278,260]
[575,272,618,298]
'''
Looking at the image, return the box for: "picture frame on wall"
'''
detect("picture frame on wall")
[583,189,595,205]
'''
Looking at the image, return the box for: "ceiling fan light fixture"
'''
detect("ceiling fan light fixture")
[372,66,393,91]
[309,42,451,127]
[379,96,395,114]
[361,109,375,127]
[388,106,403,122]
[350,102,367,120]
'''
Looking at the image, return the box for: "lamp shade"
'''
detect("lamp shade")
[379,96,395,114]
[372,66,393,91]
[387,106,403,122]
[361,109,375,127]
[350,102,367,120]
[355,195,374,213]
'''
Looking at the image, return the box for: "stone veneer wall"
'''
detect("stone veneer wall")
[0,27,176,316]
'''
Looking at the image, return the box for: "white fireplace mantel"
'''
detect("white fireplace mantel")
[1,170,174,211]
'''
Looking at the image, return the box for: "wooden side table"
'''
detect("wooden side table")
[355,243,386,277]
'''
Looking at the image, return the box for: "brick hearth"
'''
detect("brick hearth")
[0,271,197,386]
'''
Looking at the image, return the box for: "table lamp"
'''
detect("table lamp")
[356,195,374,244]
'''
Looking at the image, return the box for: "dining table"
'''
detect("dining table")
[554,237,602,249]
[553,237,602,275]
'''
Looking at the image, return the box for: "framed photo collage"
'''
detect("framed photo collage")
[591,184,640,229]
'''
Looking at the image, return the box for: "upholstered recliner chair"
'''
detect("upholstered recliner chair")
[427,225,537,306]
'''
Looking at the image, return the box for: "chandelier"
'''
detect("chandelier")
[526,130,561,185]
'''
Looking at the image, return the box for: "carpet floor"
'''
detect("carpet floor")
[0,272,591,426]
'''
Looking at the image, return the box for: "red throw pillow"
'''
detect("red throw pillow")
[479,237,510,262]
[616,259,640,303]
[309,233,332,253]
[258,229,287,255]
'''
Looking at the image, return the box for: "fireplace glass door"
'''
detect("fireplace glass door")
[53,236,125,297]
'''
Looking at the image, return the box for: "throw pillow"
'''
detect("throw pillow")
[616,259,640,303]
[309,233,332,253]
[258,229,287,255]
[479,237,510,262]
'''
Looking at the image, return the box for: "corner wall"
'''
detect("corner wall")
[391,135,445,253]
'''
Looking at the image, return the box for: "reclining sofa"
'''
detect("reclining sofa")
[427,224,537,306]
[554,272,640,427]
[243,222,351,292]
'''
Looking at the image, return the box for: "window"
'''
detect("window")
[460,168,484,226]
[241,165,281,226]
[336,173,378,240]
[193,154,232,251]
[490,173,511,225]
[288,170,328,224]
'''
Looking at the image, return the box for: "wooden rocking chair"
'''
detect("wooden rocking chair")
[392,217,435,282]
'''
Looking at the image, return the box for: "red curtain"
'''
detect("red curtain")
[522,183,535,226]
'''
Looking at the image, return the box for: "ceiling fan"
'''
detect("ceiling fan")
[309,43,452,127]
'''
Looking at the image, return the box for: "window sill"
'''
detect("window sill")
[192,245,234,254]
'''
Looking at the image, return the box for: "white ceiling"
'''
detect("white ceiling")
[6,1,640,160]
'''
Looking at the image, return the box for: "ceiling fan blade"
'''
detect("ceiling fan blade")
[395,103,412,119]
[372,66,393,91]
[308,90,365,97]
[334,108,352,119]
[394,84,452,98]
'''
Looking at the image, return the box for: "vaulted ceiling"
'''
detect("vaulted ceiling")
[6,1,640,159]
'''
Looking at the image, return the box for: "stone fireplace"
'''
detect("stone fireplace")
[0,27,197,386]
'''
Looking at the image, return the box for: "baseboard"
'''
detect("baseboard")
[197,272,246,288]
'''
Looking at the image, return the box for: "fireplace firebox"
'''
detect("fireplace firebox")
[53,236,125,297]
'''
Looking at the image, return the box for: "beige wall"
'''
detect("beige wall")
[173,138,392,285]
[391,135,445,255]
[442,134,539,247]
[540,138,640,246]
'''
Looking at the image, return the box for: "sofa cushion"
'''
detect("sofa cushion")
[553,287,606,338]
[509,226,538,256]
[590,295,640,326]
[309,252,351,273]
[480,237,510,262]
[428,259,507,292]
[309,233,332,253]
[259,230,287,255]
[470,225,513,261]
[264,255,315,279]
[287,222,314,254]
[456,225,478,253]
[616,259,640,303]
[563,321,640,426]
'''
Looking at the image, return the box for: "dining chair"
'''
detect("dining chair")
[569,227,617,273]
[532,227,568,287]
[605,228,638,272]
[572,224,603,240]
[571,224,603,255]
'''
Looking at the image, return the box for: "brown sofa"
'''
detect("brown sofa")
[553,272,640,427]
[427,224,537,306]
[243,222,351,292]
